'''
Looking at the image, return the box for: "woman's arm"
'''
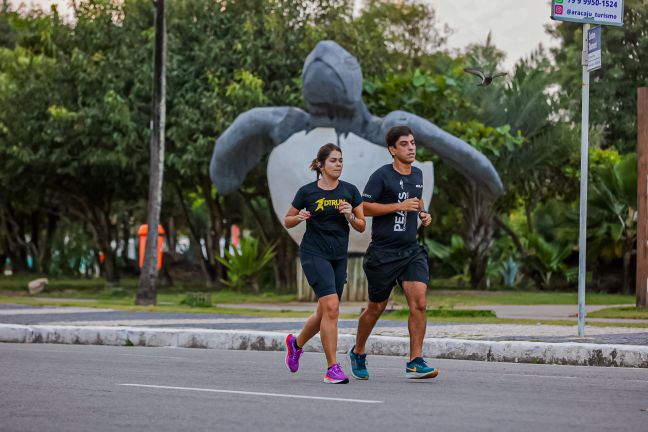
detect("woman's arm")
[339,202,366,233]
[284,206,310,229]
[350,204,366,233]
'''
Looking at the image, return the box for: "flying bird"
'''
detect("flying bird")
[463,67,507,86]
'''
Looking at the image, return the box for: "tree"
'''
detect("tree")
[441,121,524,289]
[164,0,343,290]
[588,153,637,294]
[137,0,166,305]
[0,1,16,49]
[548,0,648,153]
[0,1,154,283]
[44,0,152,284]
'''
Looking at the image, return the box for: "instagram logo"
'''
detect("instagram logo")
[554,5,564,14]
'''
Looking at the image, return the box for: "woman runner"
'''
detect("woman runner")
[284,143,365,384]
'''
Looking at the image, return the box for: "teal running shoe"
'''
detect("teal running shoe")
[405,357,439,379]
[349,346,369,380]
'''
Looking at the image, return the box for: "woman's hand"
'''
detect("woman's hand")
[284,207,310,229]
[338,201,353,221]
[297,210,311,221]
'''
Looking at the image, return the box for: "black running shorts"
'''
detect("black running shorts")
[363,244,429,303]
[300,251,347,299]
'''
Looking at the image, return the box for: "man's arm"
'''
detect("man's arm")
[417,199,432,227]
[363,198,420,217]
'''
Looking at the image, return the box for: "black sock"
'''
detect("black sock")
[293,339,301,350]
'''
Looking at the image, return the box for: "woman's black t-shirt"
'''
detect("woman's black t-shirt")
[291,180,362,260]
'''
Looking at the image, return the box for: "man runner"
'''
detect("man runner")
[349,125,438,380]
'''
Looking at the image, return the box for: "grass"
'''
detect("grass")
[0,294,312,318]
[392,290,635,307]
[179,292,213,308]
[376,314,648,328]
[587,306,648,320]
[385,308,497,319]
[0,275,297,304]
[2,276,634,306]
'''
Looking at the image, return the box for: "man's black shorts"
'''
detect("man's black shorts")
[300,251,347,299]
[363,244,429,303]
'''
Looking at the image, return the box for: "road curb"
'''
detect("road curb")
[1,323,647,368]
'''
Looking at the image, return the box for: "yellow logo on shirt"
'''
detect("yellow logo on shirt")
[314,198,346,212]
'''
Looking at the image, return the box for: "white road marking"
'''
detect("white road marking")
[118,383,384,404]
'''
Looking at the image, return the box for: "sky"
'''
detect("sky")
[428,0,558,69]
[10,0,559,70]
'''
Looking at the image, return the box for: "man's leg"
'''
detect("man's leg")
[402,281,427,360]
[353,299,388,355]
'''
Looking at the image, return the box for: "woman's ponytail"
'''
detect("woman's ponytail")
[309,158,322,179]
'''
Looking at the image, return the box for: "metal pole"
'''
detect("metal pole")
[577,24,590,336]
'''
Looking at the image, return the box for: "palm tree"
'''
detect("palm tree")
[445,45,578,289]
[588,153,637,294]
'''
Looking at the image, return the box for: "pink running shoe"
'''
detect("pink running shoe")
[285,334,303,373]
[324,363,349,384]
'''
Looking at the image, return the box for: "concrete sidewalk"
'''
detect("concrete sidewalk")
[1,304,647,368]
[1,323,647,368]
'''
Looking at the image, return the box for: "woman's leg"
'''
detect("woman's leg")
[321,258,347,366]
[296,254,338,350]
[318,293,340,367]
[296,300,323,348]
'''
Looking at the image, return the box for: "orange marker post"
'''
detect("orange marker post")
[138,224,165,270]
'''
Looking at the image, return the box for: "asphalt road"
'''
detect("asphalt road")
[1,344,647,432]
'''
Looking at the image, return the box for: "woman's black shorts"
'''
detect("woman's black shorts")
[300,251,347,299]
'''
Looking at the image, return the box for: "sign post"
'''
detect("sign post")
[577,23,590,337]
[587,26,602,73]
[551,0,624,336]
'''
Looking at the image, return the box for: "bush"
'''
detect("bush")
[179,292,212,308]
[216,237,276,293]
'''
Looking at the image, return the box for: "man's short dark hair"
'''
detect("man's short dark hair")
[385,125,413,148]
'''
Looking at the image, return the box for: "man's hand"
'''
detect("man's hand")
[398,198,420,212]
[419,211,432,227]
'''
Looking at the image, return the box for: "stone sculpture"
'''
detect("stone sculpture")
[210,40,503,252]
